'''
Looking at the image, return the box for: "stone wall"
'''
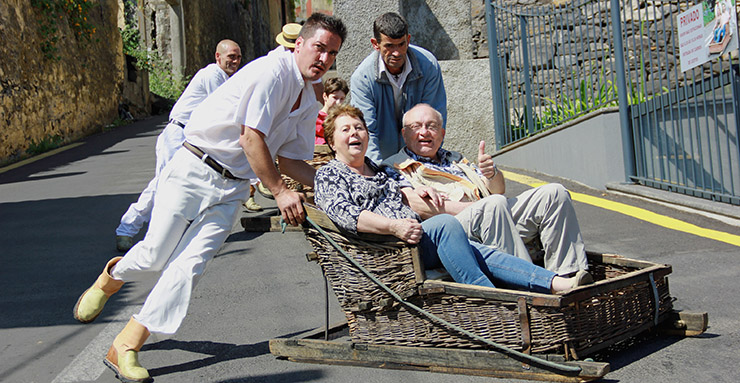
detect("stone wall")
[182,0,274,75]
[0,0,284,165]
[0,0,124,165]
[441,59,495,161]
[143,0,280,79]
[481,0,740,110]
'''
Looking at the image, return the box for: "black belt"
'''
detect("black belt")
[169,119,186,128]
[182,142,243,180]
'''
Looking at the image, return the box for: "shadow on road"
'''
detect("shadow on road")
[0,116,165,185]
[144,329,313,380]
[213,369,326,383]
[591,330,716,371]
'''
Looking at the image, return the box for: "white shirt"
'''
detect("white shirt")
[169,63,230,125]
[268,46,323,85]
[185,48,318,179]
[378,54,413,120]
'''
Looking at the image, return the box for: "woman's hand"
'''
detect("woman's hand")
[389,218,423,244]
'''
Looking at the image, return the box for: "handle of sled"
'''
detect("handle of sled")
[305,216,582,375]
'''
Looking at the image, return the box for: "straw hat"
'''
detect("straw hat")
[275,23,302,49]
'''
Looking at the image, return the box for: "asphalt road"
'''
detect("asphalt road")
[1,115,738,383]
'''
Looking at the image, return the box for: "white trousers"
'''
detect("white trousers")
[115,123,185,237]
[112,148,250,334]
[455,183,587,276]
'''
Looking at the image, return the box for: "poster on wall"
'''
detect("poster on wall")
[677,0,738,72]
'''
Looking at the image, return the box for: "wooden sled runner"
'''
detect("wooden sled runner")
[269,204,708,382]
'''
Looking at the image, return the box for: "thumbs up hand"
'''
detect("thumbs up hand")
[477,141,497,179]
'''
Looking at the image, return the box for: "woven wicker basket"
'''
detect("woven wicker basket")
[281,144,333,192]
[303,208,673,360]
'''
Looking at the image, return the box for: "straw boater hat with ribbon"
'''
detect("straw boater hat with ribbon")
[275,23,302,49]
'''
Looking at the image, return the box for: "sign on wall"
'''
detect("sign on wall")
[677,0,738,72]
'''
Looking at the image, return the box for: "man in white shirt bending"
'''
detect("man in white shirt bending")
[73,14,347,383]
[115,39,243,252]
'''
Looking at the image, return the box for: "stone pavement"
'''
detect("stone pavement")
[1,116,739,383]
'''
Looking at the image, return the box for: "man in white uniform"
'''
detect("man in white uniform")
[115,39,243,252]
[73,14,346,383]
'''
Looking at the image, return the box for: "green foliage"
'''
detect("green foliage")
[31,0,98,60]
[120,26,190,100]
[103,117,131,132]
[540,76,618,129]
[509,108,544,140]
[26,134,64,155]
[120,25,141,55]
[509,70,669,142]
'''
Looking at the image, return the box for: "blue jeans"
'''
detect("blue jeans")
[420,214,555,293]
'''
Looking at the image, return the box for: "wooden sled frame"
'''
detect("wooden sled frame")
[269,204,708,381]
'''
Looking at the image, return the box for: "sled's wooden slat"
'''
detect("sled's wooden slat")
[269,336,609,382]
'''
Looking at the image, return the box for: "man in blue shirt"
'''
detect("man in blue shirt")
[350,12,446,163]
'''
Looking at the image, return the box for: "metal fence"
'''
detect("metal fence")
[486,0,740,205]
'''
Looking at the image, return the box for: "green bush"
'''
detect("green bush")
[26,134,64,155]
[121,25,189,100]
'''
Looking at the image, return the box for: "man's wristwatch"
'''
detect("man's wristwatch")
[486,164,499,180]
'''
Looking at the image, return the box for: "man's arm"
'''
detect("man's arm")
[240,126,305,225]
[400,187,472,219]
[202,65,225,94]
[350,70,382,163]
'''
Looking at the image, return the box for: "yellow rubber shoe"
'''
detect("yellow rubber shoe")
[104,317,152,382]
[73,257,124,323]
[104,348,152,383]
[243,196,263,212]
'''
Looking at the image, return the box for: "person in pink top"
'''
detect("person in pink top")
[316,77,349,144]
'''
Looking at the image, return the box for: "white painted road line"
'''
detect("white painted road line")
[52,306,140,383]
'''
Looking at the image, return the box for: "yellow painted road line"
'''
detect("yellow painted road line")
[502,170,740,247]
[0,143,84,174]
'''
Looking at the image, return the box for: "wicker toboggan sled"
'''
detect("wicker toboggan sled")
[269,204,708,382]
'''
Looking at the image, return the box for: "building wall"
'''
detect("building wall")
[493,111,628,190]
[0,0,124,165]
[295,0,333,20]
[181,0,274,77]
[139,0,284,78]
[441,59,495,162]
[334,0,495,161]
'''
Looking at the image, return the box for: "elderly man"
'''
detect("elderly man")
[115,39,250,252]
[382,104,589,277]
[351,12,446,163]
[73,14,346,383]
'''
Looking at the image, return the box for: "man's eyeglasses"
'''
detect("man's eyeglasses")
[404,122,441,132]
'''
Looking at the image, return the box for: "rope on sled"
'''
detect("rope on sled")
[302,216,583,375]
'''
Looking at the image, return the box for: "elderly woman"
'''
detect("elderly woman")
[314,104,590,293]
